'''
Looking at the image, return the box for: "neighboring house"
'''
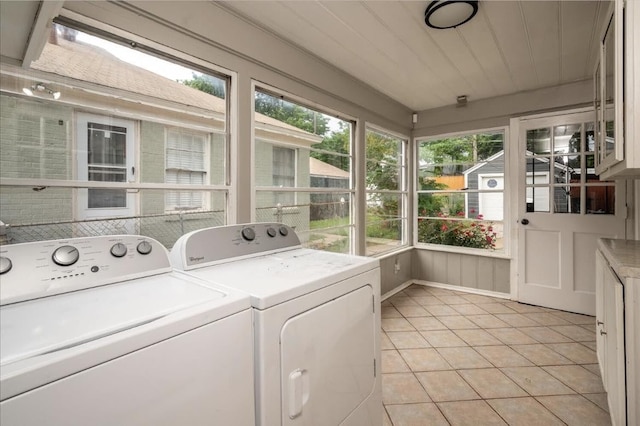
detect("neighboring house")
[309,157,349,221]
[463,151,507,220]
[254,117,323,235]
[0,30,319,247]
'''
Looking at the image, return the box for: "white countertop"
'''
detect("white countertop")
[598,238,640,279]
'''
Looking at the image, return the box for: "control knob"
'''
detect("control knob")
[110,243,128,258]
[266,227,277,238]
[279,226,289,236]
[0,256,12,274]
[241,227,256,241]
[137,241,153,255]
[52,245,80,266]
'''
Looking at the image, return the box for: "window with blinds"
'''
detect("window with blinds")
[165,129,208,211]
[273,146,295,204]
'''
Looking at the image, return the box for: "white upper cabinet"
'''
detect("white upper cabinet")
[595,0,640,179]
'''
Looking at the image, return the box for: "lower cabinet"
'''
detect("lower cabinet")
[596,242,640,426]
[595,249,626,425]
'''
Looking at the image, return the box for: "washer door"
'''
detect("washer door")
[280,285,375,425]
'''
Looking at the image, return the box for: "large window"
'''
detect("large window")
[254,88,354,254]
[0,23,230,247]
[416,130,505,252]
[365,126,408,255]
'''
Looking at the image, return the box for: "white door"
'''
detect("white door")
[514,111,626,315]
[76,113,136,232]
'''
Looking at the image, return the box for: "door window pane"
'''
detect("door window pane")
[88,189,126,208]
[87,123,128,209]
[524,121,615,216]
[553,124,581,154]
[587,185,615,214]
[526,128,551,155]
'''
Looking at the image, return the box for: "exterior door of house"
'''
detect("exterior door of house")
[513,110,626,315]
[76,113,136,232]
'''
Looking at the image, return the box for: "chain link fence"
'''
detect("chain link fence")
[256,198,351,253]
[1,202,404,255]
[1,210,225,249]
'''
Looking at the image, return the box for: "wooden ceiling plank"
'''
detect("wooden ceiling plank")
[560,1,599,83]
[481,1,538,92]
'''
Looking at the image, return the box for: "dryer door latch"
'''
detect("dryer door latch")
[288,369,309,419]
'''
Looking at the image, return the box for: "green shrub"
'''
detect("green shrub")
[417,212,496,250]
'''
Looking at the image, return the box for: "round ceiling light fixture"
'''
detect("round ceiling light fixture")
[424,1,479,29]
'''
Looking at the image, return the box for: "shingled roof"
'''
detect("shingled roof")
[309,157,349,179]
[30,32,313,135]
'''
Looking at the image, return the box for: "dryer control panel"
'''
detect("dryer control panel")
[170,223,301,270]
[0,235,170,306]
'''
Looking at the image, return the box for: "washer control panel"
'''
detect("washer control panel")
[171,223,301,270]
[0,235,170,306]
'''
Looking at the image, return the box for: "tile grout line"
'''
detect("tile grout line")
[382,284,608,425]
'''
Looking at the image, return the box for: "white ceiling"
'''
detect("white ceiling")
[219,1,610,112]
[0,1,611,113]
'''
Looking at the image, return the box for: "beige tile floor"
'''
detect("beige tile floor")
[381,284,611,426]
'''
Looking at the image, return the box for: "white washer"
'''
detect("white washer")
[0,235,255,426]
[170,223,382,426]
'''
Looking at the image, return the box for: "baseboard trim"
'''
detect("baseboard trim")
[381,280,414,301]
[410,280,512,300]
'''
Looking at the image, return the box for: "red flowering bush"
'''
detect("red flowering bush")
[417,210,497,249]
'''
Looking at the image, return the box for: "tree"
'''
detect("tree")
[418,133,503,177]
[311,123,350,171]
[181,80,351,168]
[180,73,226,99]
[254,92,329,136]
[365,131,401,191]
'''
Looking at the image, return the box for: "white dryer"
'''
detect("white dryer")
[170,223,382,426]
[0,235,255,426]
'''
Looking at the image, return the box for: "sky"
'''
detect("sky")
[77,31,197,82]
[76,29,343,133]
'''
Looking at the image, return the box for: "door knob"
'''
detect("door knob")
[521,218,529,225]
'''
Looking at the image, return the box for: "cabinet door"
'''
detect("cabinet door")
[603,261,626,426]
[595,0,625,176]
[595,250,607,382]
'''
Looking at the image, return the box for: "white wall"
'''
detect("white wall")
[413,79,593,138]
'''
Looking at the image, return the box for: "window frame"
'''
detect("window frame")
[252,83,357,254]
[364,124,410,257]
[414,126,509,257]
[0,21,235,245]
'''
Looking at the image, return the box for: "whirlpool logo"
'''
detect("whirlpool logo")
[189,256,205,263]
